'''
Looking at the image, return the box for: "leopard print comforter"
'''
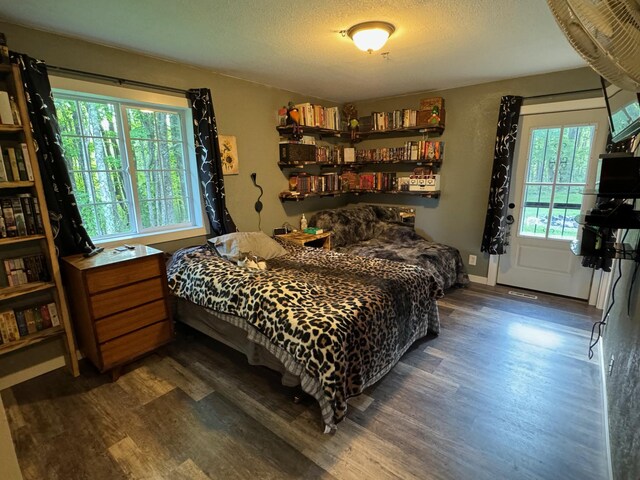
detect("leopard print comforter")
[167,243,442,429]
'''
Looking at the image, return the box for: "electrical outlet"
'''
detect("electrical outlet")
[468,254,477,266]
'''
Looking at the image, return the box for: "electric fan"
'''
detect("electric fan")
[547,0,640,91]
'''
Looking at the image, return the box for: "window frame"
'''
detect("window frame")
[51,76,207,247]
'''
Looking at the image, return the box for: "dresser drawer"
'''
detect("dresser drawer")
[86,256,161,294]
[95,299,168,343]
[91,277,165,319]
[100,320,173,370]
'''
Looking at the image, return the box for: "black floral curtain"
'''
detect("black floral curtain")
[188,88,237,236]
[13,53,96,257]
[480,95,524,255]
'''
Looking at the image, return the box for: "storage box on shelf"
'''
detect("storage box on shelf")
[0,63,79,374]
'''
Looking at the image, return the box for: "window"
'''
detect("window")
[519,124,595,240]
[52,85,201,243]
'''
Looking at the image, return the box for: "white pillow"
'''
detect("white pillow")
[209,232,287,260]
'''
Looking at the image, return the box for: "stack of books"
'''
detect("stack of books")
[0,90,21,126]
[0,144,33,182]
[0,193,45,238]
[292,103,341,130]
[3,253,50,286]
[0,302,60,344]
[341,171,397,192]
[288,173,341,194]
[371,109,419,131]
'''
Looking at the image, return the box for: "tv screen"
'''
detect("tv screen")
[604,83,640,143]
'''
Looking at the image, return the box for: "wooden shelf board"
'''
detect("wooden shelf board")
[279,160,442,169]
[276,125,445,140]
[0,326,65,355]
[0,124,24,133]
[279,190,440,202]
[358,125,444,139]
[276,125,342,137]
[0,234,46,246]
[0,282,56,302]
[0,180,35,189]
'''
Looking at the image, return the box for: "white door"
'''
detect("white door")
[497,109,608,299]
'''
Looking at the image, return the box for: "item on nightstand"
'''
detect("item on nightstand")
[300,213,308,230]
[304,227,324,234]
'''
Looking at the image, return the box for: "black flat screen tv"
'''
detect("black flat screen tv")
[602,80,640,144]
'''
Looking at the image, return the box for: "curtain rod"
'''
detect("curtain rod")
[46,65,189,96]
[523,87,602,100]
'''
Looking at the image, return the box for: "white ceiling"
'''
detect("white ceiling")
[0,0,586,102]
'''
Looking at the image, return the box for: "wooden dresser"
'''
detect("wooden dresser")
[62,245,173,377]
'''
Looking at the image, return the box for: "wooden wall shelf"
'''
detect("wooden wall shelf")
[279,190,440,202]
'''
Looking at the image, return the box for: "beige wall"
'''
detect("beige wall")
[353,68,602,277]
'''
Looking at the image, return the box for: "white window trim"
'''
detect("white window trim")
[50,76,208,247]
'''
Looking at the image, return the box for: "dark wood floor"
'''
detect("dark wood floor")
[2,284,609,480]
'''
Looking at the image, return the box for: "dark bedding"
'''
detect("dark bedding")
[167,242,442,430]
[310,205,469,289]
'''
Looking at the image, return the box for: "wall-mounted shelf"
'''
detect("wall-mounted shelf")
[275,124,444,142]
[278,160,442,170]
[0,326,65,356]
[279,190,440,202]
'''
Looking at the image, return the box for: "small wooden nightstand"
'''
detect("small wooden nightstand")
[276,231,332,250]
[62,245,173,379]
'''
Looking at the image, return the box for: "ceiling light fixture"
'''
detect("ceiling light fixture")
[347,21,395,53]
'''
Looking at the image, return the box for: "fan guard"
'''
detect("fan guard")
[547,0,640,91]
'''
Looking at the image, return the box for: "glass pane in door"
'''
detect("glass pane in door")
[519,124,595,240]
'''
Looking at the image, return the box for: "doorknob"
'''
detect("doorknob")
[508,203,515,209]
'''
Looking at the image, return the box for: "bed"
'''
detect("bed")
[309,205,468,290]
[167,238,442,431]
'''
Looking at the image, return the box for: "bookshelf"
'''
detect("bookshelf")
[276,100,446,203]
[0,63,79,376]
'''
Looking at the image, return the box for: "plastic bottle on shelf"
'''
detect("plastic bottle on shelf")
[300,214,307,231]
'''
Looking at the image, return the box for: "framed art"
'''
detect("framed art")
[219,135,239,175]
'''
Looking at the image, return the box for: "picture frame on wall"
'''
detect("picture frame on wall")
[219,135,239,175]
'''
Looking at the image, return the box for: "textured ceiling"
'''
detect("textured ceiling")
[0,0,586,102]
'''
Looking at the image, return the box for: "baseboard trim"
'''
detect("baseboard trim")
[468,275,488,285]
[0,355,66,391]
[599,342,614,480]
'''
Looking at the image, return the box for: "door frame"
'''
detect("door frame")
[485,97,610,306]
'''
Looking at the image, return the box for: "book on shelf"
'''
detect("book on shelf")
[3,146,20,181]
[20,143,34,180]
[17,194,37,235]
[14,309,28,337]
[0,303,62,344]
[3,253,50,287]
[354,141,444,163]
[0,149,7,182]
[0,309,20,343]
[47,302,60,327]
[0,194,44,238]
[0,197,17,237]
[285,103,341,130]
[11,197,27,236]
[14,146,29,180]
[0,91,14,125]
[288,172,341,194]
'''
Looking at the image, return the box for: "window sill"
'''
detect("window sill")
[94,226,207,249]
